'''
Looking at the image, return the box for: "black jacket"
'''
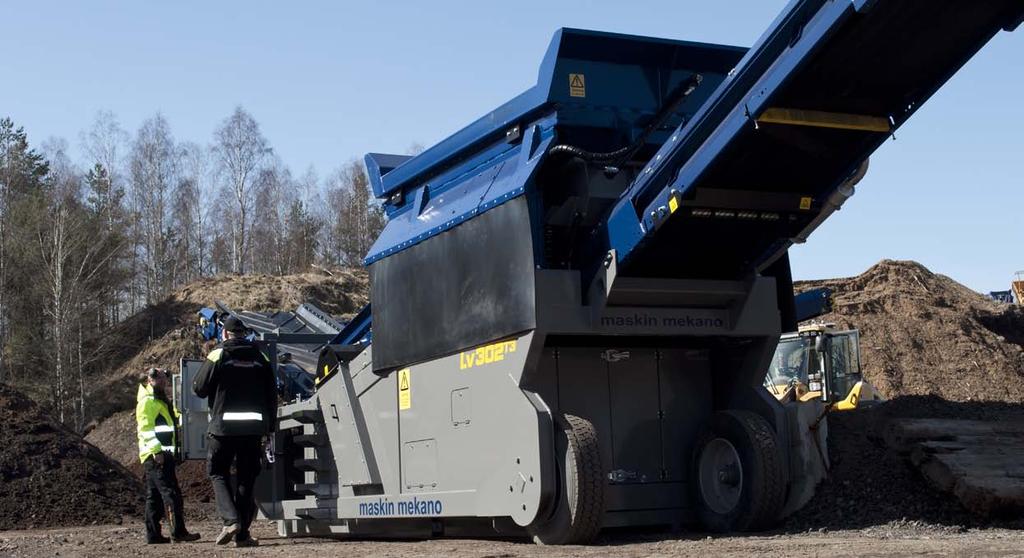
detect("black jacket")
[193,338,277,436]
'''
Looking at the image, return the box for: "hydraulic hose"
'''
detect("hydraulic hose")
[548,74,703,166]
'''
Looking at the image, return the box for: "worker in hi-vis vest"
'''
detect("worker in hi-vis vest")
[136,367,200,544]
[193,315,277,547]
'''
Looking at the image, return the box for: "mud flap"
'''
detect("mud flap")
[778,399,828,519]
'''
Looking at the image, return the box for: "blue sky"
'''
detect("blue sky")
[2,1,1021,293]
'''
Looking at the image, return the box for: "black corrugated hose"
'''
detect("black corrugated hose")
[547,73,703,166]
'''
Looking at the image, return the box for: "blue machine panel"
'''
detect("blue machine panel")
[363,29,746,265]
[603,0,1024,274]
[351,1,1020,352]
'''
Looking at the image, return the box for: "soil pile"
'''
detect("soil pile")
[796,259,1024,402]
[88,268,368,423]
[83,268,368,506]
[786,397,1024,531]
[0,384,142,530]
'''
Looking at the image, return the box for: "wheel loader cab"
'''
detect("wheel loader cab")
[766,326,877,409]
[766,335,816,399]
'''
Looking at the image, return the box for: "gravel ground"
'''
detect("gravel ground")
[2,519,1023,558]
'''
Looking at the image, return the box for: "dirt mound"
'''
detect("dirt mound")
[80,269,368,513]
[88,268,368,424]
[0,384,142,530]
[88,331,205,423]
[86,409,214,506]
[786,406,973,532]
[786,397,1024,532]
[796,259,1024,402]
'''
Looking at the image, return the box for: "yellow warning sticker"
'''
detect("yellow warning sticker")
[799,197,812,210]
[398,368,411,410]
[668,196,679,214]
[569,73,586,98]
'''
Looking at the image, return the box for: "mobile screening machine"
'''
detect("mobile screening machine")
[177,0,1022,544]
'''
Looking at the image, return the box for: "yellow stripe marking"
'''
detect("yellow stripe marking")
[757,108,891,133]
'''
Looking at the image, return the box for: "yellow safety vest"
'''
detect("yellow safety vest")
[136,383,177,463]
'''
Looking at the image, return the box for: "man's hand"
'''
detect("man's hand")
[154,452,165,466]
[262,435,275,466]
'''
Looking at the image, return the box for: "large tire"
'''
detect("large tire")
[527,414,604,545]
[691,410,785,533]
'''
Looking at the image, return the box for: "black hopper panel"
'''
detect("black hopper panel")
[370,197,537,371]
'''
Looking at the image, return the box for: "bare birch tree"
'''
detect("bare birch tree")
[179,142,214,278]
[326,160,385,266]
[81,111,128,230]
[214,107,270,273]
[129,114,178,302]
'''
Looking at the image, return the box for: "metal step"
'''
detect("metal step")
[293,432,327,447]
[293,457,331,472]
[287,409,322,423]
[295,506,336,520]
[293,483,322,496]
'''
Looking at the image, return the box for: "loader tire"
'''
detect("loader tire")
[692,410,785,533]
[528,414,604,545]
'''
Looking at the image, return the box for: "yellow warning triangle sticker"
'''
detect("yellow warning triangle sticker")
[398,368,412,410]
[570,74,584,88]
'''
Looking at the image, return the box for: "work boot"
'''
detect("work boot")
[215,523,239,545]
[234,536,259,548]
[172,531,201,543]
[146,535,171,545]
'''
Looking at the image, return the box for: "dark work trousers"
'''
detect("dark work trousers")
[207,434,262,540]
[143,453,187,541]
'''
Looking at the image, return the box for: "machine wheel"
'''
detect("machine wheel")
[691,410,785,532]
[528,414,604,545]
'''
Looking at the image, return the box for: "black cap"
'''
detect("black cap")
[146,367,169,379]
[222,315,247,334]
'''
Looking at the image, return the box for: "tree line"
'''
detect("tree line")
[0,107,386,428]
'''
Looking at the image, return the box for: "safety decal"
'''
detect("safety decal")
[799,196,812,210]
[398,368,412,410]
[569,73,586,98]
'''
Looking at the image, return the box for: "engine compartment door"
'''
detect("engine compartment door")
[173,358,209,460]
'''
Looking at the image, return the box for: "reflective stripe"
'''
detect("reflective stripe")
[222,412,263,421]
[140,431,158,440]
[143,439,163,451]
[224,359,260,368]
[147,447,176,459]
[153,425,175,433]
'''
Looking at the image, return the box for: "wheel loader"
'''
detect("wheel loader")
[766,324,883,411]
